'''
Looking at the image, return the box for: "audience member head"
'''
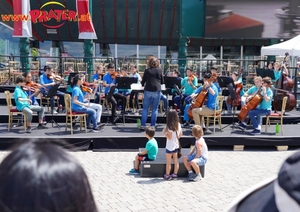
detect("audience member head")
[192,125,203,138]
[145,126,155,139]
[227,151,300,211]
[0,141,97,212]
[147,56,160,68]
[166,109,179,131]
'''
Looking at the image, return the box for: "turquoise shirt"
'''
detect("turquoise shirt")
[103,73,118,94]
[259,88,273,110]
[64,75,73,93]
[14,86,30,111]
[272,70,282,88]
[181,76,197,95]
[247,86,258,95]
[72,86,84,111]
[145,138,158,160]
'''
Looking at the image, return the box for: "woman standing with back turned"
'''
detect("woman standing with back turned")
[140,56,164,130]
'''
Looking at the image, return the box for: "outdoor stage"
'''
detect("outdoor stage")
[0,90,300,151]
[0,121,300,151]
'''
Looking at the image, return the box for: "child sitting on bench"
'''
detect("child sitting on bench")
[129,126,158,174]
[183,125,208,182]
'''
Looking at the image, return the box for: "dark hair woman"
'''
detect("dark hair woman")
[0,141,98,212]
[140,56,164,130]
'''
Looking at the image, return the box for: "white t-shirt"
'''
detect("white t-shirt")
[165,123,182,151]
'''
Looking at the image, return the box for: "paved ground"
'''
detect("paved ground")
[0,148,296,212]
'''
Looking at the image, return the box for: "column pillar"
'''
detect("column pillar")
[84,39,93,82]
[178,37,187,77]
[19,38,30,73]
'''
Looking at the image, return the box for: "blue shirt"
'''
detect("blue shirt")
[72,86,84,111]
[92,73,101,81]
[259,88,273,110]
[103,73,118,94]
[192,84,218,110]
[14,86,30,111]
[213,81,221,93]
[39,73,54,93]
[181,76,197,95]
[206,83,219,110]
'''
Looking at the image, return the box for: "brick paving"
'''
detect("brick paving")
[0,148,295,212]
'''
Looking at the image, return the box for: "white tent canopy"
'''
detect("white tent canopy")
[261,34,300,56]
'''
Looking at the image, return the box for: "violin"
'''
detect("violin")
[47,73,62,82]
[110,72,118,79]
[81,85,93,94]
[26,82,39,89]
[189,75,195,82]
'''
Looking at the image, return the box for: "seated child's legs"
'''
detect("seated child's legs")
[191,156,207,174]
[137,153,152,161]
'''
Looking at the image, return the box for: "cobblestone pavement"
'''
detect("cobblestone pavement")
[0,148,296,212]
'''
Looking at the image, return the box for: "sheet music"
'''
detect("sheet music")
[131,83,166,91]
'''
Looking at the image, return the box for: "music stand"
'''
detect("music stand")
[114,77,138,125]
[256,68,275,80]
[164,77,181,90]
[46,84,61,129]
[218,76,237,129]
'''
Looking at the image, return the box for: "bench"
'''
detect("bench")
[138,148,205,178]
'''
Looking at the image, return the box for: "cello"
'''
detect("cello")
[187,88,208,119]
[273,65,295,112]
[237,90,263,121]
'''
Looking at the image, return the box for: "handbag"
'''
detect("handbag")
[176,131,182,159]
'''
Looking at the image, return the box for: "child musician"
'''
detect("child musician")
[238,77,273,135]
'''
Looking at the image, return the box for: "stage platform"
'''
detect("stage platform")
[0,122,299,151]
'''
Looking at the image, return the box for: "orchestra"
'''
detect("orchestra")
[7,56,296,135]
